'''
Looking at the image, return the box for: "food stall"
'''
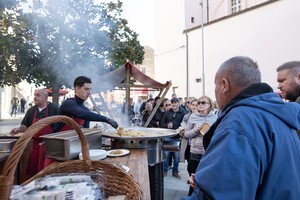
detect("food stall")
[92,62,174,200]
[0,116,146,199]
[91,62,172,128]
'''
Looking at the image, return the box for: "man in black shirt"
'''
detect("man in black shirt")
[55,76,118,132]
[10,88,58,175]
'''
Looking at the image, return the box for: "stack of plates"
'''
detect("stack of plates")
[79,149,107,160]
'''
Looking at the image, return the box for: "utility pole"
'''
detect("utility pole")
[200,0,205,95]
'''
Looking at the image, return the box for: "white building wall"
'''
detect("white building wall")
[185,0,271,29]
[187,0,300,100]
[154,0,187,98]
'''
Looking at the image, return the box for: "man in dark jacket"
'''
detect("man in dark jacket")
[54,76,118,132]
[161,97,185,178]
[181,56,300,200]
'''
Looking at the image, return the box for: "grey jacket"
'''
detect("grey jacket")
[184,111,217,155]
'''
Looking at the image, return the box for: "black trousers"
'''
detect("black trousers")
[187,154,202,196]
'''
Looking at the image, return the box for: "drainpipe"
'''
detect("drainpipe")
[207,0,209,22]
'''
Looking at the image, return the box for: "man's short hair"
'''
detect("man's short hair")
[36,88,48,97]
[74,76,92,88]
[221,56,261,87]
[276,61,300,73]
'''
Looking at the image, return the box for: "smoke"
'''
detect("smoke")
[21,0,118,90]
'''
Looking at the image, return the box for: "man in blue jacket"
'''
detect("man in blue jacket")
[181,56,300,200]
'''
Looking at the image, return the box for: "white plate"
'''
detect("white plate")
[121,165,130,173]
[79,149,107,160]
[107,149,130,157]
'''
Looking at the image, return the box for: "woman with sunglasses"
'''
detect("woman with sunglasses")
[147,98,171,127]
[184,96,218,196]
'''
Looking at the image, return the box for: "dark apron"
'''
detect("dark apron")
[27,106,54,176]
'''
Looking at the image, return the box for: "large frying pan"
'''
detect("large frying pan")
[102,127,178,140]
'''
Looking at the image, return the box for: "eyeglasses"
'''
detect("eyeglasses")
[198,101,209,105]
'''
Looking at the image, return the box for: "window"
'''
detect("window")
[191,17,195,23]
[231,0,241,14]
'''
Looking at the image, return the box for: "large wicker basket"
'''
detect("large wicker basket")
[0,115,143,200]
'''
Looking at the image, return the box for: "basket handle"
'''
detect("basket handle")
[0,115,92,178]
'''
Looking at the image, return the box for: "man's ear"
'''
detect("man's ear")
[222,77,230,95]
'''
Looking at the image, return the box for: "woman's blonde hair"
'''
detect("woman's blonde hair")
[198,96,214,113]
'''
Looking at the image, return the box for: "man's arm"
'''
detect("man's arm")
[10,107,35,135]
[60,100,118,128]
[60,100,109,122]
[10,124,28,135]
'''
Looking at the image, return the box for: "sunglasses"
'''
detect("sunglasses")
[198,101,208,105]
[165,104,171,106]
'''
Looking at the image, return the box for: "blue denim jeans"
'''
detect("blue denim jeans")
[164,151,180,174]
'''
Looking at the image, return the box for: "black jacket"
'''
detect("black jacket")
[161,107,185,130]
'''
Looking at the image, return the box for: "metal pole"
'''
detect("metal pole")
[185,33,189,97]
[200,0,205,96]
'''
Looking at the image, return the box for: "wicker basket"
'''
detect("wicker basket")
[0,115,143,200]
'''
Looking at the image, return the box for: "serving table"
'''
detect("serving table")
[102,127,178,200]
[104,149,151,200]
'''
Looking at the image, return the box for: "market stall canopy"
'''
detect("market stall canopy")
[90,62,172,128]
[94,62,171,91]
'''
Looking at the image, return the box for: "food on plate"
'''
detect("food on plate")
[116,127,147,137]
[200,123,211,135]
[110,150,123,155]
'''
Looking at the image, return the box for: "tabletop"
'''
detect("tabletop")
[104,149,151,200]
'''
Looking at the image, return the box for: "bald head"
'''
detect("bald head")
[214,56,261,111]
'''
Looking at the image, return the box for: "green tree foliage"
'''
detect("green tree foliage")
[106,1,144,69]
[0,5,39,86]
[0,0,144,104]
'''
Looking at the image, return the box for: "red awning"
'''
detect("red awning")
[93,62,171,91]
[47,89,69,96]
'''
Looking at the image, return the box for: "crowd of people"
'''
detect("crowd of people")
[9,56,300,199]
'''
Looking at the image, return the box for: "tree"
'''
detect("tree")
[0,3,40,86]
[0,0,144,105]
[106,2,144,68]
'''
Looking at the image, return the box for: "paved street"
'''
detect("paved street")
[0,113,25,135]
[164,162,190,199]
